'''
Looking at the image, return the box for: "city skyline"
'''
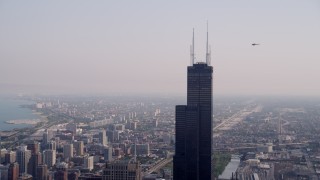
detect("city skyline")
[1,0,320,96]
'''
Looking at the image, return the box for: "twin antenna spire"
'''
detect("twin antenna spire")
[190,23,211,65]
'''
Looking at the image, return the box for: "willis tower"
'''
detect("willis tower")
[173,28,213,180]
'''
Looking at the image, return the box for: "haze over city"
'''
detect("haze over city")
[2,1,320,180]
[1,0,319,96]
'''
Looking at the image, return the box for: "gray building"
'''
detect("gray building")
[104,147,113,162]
[63,144,73,161]
[16,146,31,175]
[74,141,84,156]
[43,150,56,168]
[102,160,141,180]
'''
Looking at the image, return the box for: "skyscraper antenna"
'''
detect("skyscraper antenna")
[206,21,211,65]
[190,28,195,65]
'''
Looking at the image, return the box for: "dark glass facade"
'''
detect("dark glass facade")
[174,62,213,180]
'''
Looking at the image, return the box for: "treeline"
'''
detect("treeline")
[212,152,231,178]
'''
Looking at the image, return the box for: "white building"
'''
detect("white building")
[36,103,43,109]
[83,156,94,171]
[99,130,108,146]
[43,150,56,168]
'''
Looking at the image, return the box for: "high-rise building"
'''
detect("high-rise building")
[16,146,31,175]
[47,140,57,151]
[103,147,113,162]
[8,162,19,180]
[99,130,108,145]
[5,151,16,164]
[83,156,94,171]
[63,144,74,161]
[43,150,56,168]
[173,29,213,180]
[73,141,84,156]
[106,131,114,143]
[36,164,48,180]
[0,164,9,180]
[27,152,42,178]
[27,141,40,154]
[0,149,7,164]
[54,162,68,180]
[42,129,52,146]
[102,160,141,180]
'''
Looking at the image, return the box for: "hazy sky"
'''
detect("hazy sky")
[1,1,319,96]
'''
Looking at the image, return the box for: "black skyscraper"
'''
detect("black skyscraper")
[173,29,213,180]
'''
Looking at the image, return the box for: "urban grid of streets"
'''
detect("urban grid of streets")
[1,95,320,179]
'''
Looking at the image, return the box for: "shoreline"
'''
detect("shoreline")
[5,119,43,125]
[5,104,48,125]
[0,98,48,131]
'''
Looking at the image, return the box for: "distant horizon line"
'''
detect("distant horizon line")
[1,83,320,98]
[1,91,320,100]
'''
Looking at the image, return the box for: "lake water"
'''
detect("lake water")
[0,96,39,131]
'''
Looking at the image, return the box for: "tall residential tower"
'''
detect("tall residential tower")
[173,28,213,180]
